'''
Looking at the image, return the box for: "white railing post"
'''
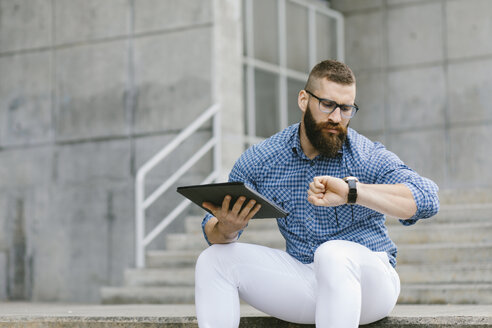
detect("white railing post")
[135,170,146,268]
[135,104,221,268]
[213,106,222,179]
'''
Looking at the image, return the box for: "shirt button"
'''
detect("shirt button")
[307,217,313,221]
[310,161,315,166]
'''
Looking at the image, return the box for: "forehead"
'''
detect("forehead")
[315,79,356,104]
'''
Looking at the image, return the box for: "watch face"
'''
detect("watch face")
[346,178,357,204]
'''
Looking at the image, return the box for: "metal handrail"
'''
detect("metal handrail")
[135,104,221,268]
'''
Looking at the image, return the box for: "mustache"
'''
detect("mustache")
[318,122,344,132]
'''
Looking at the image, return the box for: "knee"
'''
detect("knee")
[314,240,359,270]
[195,243,242,289]
[195,243,237,273]
[196,244,222,270]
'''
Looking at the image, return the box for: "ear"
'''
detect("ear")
[298,90,309,113]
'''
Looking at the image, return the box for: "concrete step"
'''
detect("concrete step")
[185,215,278,233]
[399,284,492,304]
[396,263,492,284]
[397,242,492,264]
[389,203,492,225]
[122,263,491,291]
[387,222,492,244]
[185,204,492,233]
[124,268,195,287]
[169,222,492,251]
[147,242,492,269]
[1,303,491,328]
[101,282,492,305]
[101,286,195,304]
[146,250,200,268]
[165,233,209,251]
[439,188,492,204]
[398,242,492,264]
[165,230,285,250]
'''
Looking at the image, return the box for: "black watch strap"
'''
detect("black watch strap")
[343,177,358,204]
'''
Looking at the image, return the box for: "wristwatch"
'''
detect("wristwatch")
[343,176,359,204]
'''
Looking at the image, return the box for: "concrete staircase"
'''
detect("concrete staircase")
[101,202,492,305]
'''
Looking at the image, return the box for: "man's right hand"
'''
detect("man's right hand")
[202,195,261,244]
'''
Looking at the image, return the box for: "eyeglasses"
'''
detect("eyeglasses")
[305,90,359,118]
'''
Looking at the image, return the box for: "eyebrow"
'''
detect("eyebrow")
[305,90,357,107]
[315,94,354,106]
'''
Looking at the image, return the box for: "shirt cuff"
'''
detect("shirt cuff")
[399,182,422,226]
[400,180,439,226]
[201,213,214,246]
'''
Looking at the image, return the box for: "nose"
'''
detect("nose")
[327,106,342,123]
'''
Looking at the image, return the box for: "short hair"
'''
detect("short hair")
[304,59,355,91]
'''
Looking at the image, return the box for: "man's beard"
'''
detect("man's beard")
[303,105,347,158]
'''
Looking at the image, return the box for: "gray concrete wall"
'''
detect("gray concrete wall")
[0,0,214,302]
[330,0,492,190]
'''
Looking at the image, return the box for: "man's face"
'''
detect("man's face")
[301,80,356,158]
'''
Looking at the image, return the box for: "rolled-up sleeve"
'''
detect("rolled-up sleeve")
[370,144,440,226]
[401,175,440,225]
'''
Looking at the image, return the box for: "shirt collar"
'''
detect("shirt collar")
[289,123,309,160]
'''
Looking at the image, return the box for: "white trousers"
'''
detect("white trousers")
[195,240,400,328]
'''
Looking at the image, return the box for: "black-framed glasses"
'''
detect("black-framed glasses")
[305,90,359,118]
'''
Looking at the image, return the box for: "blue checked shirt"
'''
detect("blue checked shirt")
[201,123,439,267]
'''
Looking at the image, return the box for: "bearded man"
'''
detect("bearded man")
[195,60,439,328]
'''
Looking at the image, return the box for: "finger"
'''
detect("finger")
[308,195,326,206]
[231,196,246,215]
[202,202,219,216]
[238,199,257,220]
[308,188,324,198]
[245,203,262,221]
[314,177,326,190]
[310,179,324,193]
[221,195,232,213]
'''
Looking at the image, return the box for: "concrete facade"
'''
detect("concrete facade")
[1,0,491,303]
[331,0,492,190]
[0,0,216,302]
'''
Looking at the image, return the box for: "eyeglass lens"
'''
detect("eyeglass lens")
[319,100,356,117]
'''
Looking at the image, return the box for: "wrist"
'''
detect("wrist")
[355,182,365,205]
[215,221,239,241]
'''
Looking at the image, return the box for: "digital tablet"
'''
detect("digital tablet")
[177,182,289,219]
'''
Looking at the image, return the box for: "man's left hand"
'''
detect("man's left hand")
[308,176,349,207]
